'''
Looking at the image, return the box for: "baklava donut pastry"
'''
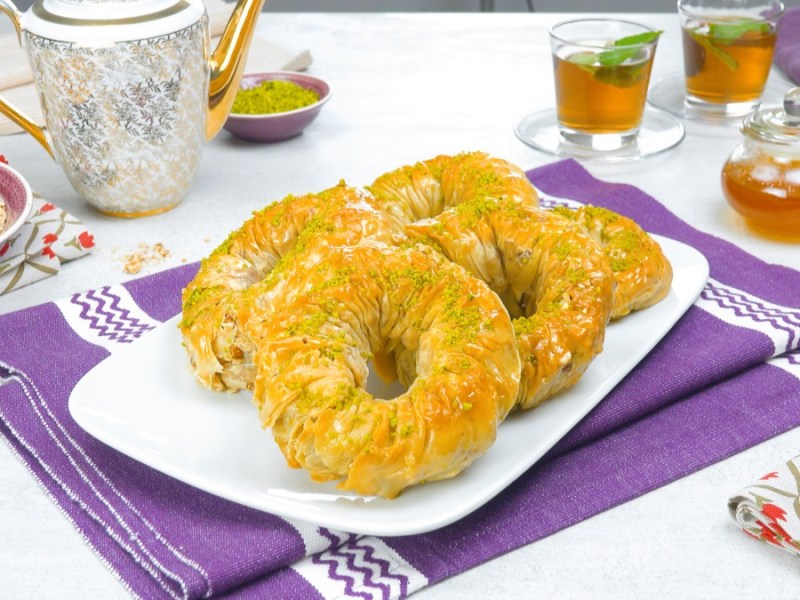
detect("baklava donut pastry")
[406,197,616,411]
[367,151,539,224]
[240,242,521,498]
[553,205,673,319]
[180,183,404,391]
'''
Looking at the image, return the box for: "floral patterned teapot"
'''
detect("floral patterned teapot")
[0,0,265,217]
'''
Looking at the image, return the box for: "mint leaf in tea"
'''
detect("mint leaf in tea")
[598,31,662,67]
[564,31,660,88]
[707,20,771,42]
[686,29,739,71]
[682,19,777,102]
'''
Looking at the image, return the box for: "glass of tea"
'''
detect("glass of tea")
[549,18,662,151]
[679,0,784,118]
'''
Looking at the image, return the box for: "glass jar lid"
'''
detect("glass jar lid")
[742,87,800,146]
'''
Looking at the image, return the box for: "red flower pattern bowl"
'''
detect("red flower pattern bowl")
[0,162,33,245]
[223,71,332,143]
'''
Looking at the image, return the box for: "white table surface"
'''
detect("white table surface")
[2,11,800,599]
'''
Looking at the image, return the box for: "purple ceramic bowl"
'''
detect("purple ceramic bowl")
[223,71,332,143]
[0,162,33,244]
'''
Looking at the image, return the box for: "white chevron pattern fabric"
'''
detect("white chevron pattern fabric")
[55,284,159,353]
[695,277,800,357]
[292,533,428,600]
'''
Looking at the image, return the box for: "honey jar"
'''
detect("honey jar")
[721,87,800,241]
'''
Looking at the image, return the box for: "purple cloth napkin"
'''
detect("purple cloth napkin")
[775,7,800,84]
[2,159,800,599]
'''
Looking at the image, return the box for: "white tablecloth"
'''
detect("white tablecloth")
[1,12,799,599]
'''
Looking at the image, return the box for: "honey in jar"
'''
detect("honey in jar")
[721,87,800,241]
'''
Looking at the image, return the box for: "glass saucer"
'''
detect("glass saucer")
[514,106,685,162]
[648,72,788,128]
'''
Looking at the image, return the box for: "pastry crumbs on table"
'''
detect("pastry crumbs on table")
[119,242,171,274]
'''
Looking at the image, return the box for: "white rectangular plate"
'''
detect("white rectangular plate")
[69,236,708,536]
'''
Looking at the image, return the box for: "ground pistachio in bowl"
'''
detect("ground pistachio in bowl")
[231,79,320,114]
[223,71,332,143]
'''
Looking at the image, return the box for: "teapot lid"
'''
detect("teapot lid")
[46,0,175,6]
[742,87,800,146]
[24,0,206,42]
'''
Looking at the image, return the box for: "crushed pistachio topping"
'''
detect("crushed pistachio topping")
[286,311,330,337]
[311,266,356,293]
[607,230,645,270]
[440,281,483,346]
[295,382,367,413]
[565,267,588,284]
[211,229,239,257]
[180,286,222,328]
[551,205,576,220]
[268,199,291,227]
[231,80,319,115]
[259,214,338,290]
[553,239,575,260]
[453,194,502,225]
[385,265,443,291]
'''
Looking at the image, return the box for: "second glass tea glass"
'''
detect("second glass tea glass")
[683,0,784,116]
[515,18,684,161]
[649,0,784,123]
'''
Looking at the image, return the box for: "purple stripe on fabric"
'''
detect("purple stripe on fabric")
[0,301,108,401]
[0,370,196,599]
[530,160,800,308]
[0,396,174,598]
[123,262,199,322]
[220,566,324,599]
[550,307,774,457]
[386,362,800,584]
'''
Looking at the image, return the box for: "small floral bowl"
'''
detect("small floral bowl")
[223,71,332,143]
[0,162,33,245]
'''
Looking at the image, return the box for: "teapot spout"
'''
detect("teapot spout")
[206,0,267,141]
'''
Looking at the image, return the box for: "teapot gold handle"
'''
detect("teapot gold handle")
[0,0,53,157]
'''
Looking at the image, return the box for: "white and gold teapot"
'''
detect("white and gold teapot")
[0,0,265,217]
